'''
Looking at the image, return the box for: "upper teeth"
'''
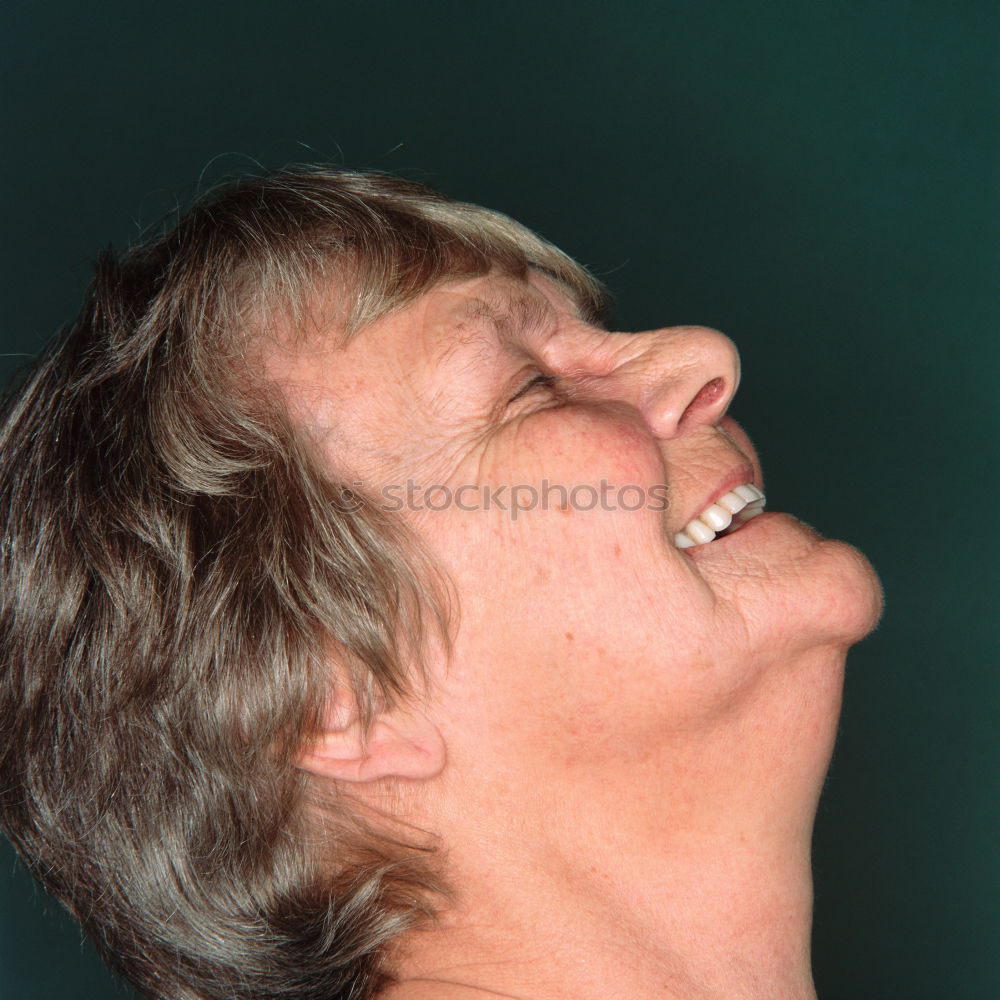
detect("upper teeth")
[674,483,765,549]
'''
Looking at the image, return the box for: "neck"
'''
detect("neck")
[392,823,817,1000]
[386,648,842,1000]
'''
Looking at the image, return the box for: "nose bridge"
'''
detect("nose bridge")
[623,326,740,439]
[541,321,740,438]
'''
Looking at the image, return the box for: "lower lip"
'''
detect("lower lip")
[682,510,797,559]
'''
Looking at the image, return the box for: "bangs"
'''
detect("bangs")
[162,170,608,350]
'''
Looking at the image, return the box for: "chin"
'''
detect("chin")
[812,535,884,647]
[691,511,883,655]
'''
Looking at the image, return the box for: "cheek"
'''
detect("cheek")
[460,407,674,585]
[429,405,727,634]
[414,407,759,744]
[486,405,666,488]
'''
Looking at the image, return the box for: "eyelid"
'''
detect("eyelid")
[508,372,558,404]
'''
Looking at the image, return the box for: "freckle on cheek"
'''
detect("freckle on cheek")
[565,632,574,642]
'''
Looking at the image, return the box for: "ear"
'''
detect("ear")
[298,698,446,784]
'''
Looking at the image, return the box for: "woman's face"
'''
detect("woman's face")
[275,269,882,808]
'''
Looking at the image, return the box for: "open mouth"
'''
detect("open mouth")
[674,484,766,549]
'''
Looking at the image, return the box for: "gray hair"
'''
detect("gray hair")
[0,168,607,1000]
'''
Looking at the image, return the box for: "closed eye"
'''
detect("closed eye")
[508,372,558,404]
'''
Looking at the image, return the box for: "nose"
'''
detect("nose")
[541,320,741,439]
[634,326,740,439]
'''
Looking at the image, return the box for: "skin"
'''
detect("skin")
[274,270,883,1000]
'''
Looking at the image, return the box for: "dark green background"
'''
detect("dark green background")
[1,1,996,997]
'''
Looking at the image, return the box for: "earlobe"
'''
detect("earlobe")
[298,704,446,784]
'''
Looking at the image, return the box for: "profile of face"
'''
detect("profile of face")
[278,268,883,883]
[0,164,888,1000]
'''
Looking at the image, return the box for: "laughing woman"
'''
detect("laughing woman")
[0,169,882,1000]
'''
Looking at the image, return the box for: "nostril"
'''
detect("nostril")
[680,377,727,425]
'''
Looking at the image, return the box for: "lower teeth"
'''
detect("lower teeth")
[676,501,766,549]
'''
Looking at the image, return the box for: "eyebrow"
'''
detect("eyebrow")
[459,287,556,346]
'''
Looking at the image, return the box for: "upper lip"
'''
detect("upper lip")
[683,463,757,525]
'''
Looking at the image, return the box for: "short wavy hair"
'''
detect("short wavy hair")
[0,169,607,1000]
